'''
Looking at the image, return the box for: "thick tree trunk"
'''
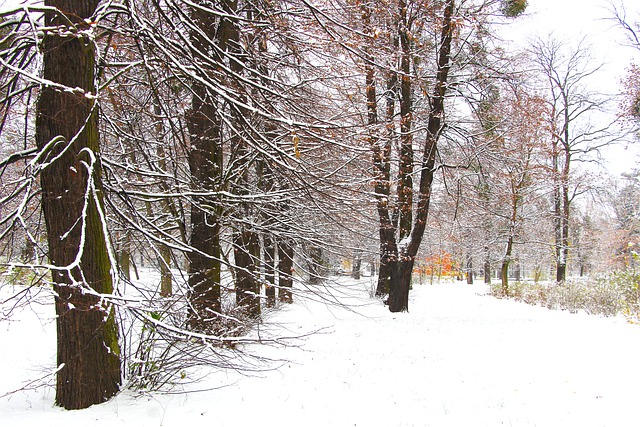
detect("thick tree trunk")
[186,3,224,329]
[376,259,392,296]
[359,1,396,298]
[36,1,121,409]
[186,94,223,327]
[388,258,415,312]
[227,1,261,318]
[552,126,571,283]
[388,0,454,313]
[230,143,261,317]
[397,0,413,240]
[234,228,261,318]
[376,70,397,297]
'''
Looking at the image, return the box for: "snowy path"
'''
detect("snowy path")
[2,280,640,426]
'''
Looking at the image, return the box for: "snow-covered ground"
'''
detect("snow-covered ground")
[2,277,640,426]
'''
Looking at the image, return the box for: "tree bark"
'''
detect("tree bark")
[358,0,396,297]
[257,154,277,307]
[234,228,261,318]
[159,243,172,297]
[484,249,491,284]
[36,0,121,409]
[352,249,362,280]
[501,234,513,294]
[263,234,277,307]
[388,0,454,312]
[186,4,224,328]
[388,258,415,311]
[466,256,474,284]
[397,0,414,240]
[307,245,324,284]
[278,239,294,303]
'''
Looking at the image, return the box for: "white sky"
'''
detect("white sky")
[499,0,640,176]
[500,0,639,91]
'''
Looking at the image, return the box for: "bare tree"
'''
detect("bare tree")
[530,36,620,282]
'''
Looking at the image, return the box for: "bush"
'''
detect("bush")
[489,274,639,322]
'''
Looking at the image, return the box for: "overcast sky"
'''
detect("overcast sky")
[499,0,640,175]
[500,0,639,90]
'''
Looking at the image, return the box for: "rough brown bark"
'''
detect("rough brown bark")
[375,70,398,297]
[186,2,224,328]
[36,0,121,409]
[278,240,294,303]
[388,0,454,313]
[234,228,261,318]
[359,0,397,297]
[397,0,414,240]
[186,89,223,326]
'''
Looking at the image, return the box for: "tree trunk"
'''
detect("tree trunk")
[376,259,392,296]
[484,250,491,284]
[119,233,131,282]
[388,258,415,312]
[186,3,224,329]
[264,235,276,307]
[307,245,324,284]
[186,96,223,327]
[352,249,362,280]
[466,256,474,284]
[278,240,294,303]
[257,157,277,307]
[230,141,260,317]
[387,0,455,312]
[557,177,570,282]
[359,0,396,298]
[36,1,121,409]
[397,0,413,240]
[159,243,172,297]
[154,102,173,297]
[501,233,514,295]
[234,228,261,318]
[501,259,510,294]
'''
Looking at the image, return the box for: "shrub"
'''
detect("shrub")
[488,274,639,322]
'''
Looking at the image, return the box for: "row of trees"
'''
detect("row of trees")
[0,0,638,411]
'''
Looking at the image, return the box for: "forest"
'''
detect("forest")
[1,0,640,413]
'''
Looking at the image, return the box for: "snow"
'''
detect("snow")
[2,277,640,426]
